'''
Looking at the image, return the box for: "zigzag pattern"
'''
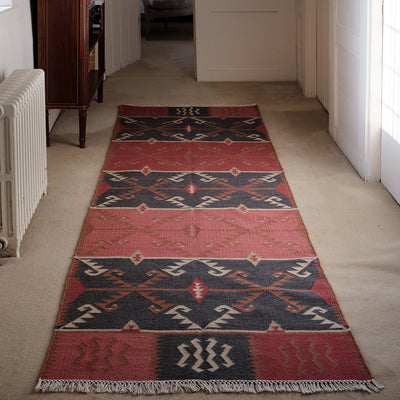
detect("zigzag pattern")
[93,171,296,210]
[176,338,235,373]
[57,257,348,332]
[115,116,269,143]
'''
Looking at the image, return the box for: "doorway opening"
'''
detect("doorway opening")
[140,4,195,79]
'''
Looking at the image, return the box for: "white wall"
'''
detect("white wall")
[316,0,329,110]
[0,0,34,81]
[295,0,316,97]
[0,1,141,130]
[105,0,141,76]
[195,0,297,82]
[0,1,60,127]
[0,1,141,80]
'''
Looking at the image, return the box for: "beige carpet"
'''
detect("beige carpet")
[1,21,399,399]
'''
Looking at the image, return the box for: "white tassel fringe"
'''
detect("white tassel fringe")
[35,378,383,395]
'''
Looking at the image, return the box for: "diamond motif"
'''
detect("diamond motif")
[247,252,261,267]
[224,138,233,145]
[184,183,199,195]
[188,278,209,303]
[185,223,201,239]
[137,203,149,214]
[238,204,249,214]
[185,125,193,133]
[131,250,144,265]
[229,167,240,176]
[141,166,151,175]
[147,138,157,144]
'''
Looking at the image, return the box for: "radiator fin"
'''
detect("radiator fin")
[0,69,47,257]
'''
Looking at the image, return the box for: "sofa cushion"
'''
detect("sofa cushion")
[148,0,192,9]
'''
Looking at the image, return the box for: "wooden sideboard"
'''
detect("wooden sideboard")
[37,0,105,148]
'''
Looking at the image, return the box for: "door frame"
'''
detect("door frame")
[363,0,383,181]
[299,0,317,98]
[325,0,383,182]
[329,0,383,181]
[301,0,383,181]
[316,0,329,110]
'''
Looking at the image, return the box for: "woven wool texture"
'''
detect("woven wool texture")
[36,105,382,395]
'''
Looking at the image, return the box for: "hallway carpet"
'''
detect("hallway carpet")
[36,105,381,395]
[1,21,399,399]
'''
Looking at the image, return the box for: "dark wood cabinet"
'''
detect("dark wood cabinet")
[37,0,105,148]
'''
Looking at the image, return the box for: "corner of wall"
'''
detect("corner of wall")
[0,2,34,78]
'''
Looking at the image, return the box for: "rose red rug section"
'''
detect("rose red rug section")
[36,105,383,395]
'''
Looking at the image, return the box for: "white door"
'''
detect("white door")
[381,0,400,203]
[329,0,382,181]
[316,0,329,111]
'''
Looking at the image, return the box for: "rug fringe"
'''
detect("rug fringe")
[120,104,258,107]
[35,378,383,395]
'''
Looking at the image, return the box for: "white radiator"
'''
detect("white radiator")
[0,69,47,257]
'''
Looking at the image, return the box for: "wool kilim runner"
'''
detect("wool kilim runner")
[36,105,383,395]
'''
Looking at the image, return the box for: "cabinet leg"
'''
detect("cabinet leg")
[145,19,150,40]
[46,109,50,147]
[79,109,87,148]
[98,79,104,103]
